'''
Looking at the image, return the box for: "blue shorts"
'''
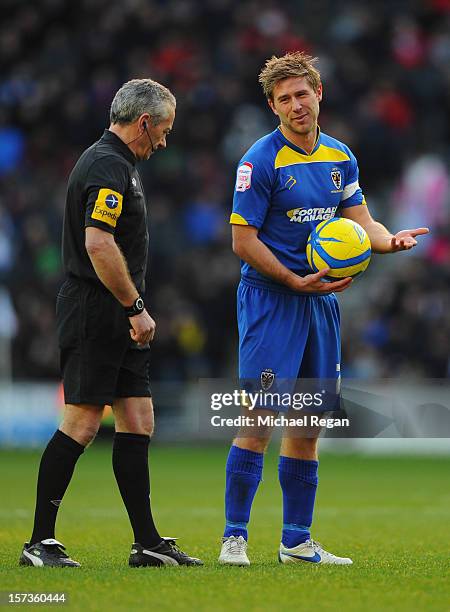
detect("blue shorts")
[238,279,341,411]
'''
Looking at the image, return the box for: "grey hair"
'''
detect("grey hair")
[110,79,176,126]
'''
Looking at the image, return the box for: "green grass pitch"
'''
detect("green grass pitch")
[1,444,449,611]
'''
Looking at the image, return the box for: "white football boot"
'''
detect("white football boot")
[218,535,250,566]
[279,539,352,565]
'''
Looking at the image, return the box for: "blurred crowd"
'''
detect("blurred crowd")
[0,0,449,382]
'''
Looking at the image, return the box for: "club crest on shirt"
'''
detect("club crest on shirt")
[235,161,253,192]
[261,368,275,391]
[330,168,342,191]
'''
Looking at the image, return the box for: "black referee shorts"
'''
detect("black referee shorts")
[56,277,151,406]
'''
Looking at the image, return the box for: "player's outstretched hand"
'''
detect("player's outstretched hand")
[292,269,352,294]
[390,227,429,251]
[129,309,156,345]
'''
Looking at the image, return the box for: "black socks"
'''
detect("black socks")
[30,430,162,549]
[112,433,162,548]
[30,429,84,545]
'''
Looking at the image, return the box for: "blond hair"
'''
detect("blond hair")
[258,52,321,100]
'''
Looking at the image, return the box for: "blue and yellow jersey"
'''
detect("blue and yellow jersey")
[230,127,365,290]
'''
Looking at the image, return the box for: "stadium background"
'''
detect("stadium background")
[0,2,449,610]
[0,0,449,388]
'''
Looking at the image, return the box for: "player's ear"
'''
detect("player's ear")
[268,98,278,116]
[317,83,323,103]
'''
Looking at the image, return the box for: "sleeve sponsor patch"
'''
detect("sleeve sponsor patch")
[91,188,123,228]
[235,161,253,192]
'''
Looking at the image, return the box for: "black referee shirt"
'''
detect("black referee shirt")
[62,129,149,292]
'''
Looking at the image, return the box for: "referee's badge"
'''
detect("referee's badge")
[330,168,342,191]
[261,368,275,391]
[91,187,123,228]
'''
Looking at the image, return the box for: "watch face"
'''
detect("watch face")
[136,297,144,311]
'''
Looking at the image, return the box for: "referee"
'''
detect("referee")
[20,79,202,568]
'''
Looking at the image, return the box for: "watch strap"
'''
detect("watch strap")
[124,297,145,317]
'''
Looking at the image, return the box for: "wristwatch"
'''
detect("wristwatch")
[124,297,145,317]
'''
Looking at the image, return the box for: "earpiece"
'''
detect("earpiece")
[142,120,154,153]
[125,119,153,152]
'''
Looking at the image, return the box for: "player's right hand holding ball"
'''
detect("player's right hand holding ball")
[290,269,352,294]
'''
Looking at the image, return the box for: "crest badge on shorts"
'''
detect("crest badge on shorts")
[330,168,342,191]
[261,368,275,391]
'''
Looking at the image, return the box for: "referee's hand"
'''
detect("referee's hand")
[129,309,156,345]
[292,269,352,294]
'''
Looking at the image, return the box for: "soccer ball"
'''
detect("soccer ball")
[306,217,371,279]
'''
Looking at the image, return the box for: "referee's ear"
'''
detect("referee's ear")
[139,114,151,131]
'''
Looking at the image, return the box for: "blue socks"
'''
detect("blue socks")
[278,456,319,548]
[223,445,264,541]
[223,449,318,546]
